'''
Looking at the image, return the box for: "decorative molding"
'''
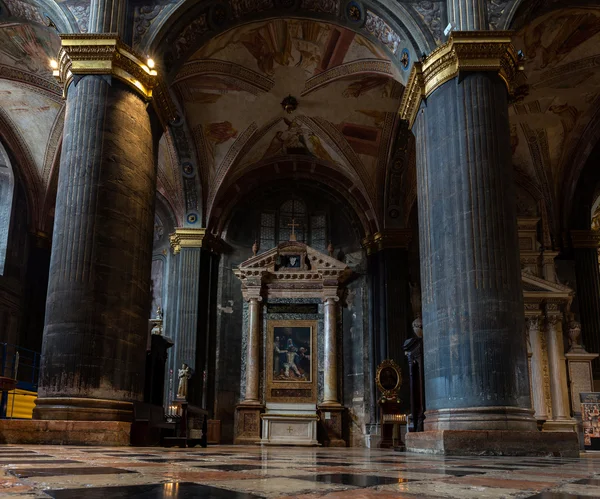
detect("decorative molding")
[169,227,206,254]
[56,34,158,100]
[361,229,412,254]
[301,59,392,96]
[571,230,600,249]
[0,64,61,99]
[399,31,521,128]
[174,59,274,94]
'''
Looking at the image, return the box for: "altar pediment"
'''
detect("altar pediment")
[521,271,573,308]
[234,241,350,296]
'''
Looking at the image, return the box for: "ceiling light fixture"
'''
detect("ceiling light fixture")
[280,94,298,114]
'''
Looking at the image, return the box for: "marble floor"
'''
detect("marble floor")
[1,445,600,498]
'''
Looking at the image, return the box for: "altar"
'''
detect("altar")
[233,238,350,446]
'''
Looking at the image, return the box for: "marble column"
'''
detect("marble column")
[403,32,579,454]
[234,291,263,444]
[322,296,340,405]
[412,70,535,431]
[543,310,576,431]
[571,231,600,378]
[244,296,262,404]
[526,315,548,421]
[34,75,159,421]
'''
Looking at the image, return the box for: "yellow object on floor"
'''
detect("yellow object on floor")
[6,389,36,419]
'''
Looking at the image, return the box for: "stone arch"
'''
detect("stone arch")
[141,2,429,82]
[211,158,377,239]
[0,140,14,275]
[0,106,40,231]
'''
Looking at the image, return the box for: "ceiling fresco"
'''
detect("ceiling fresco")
[176,18,404,218]
[509,7,600,231]
[0,0,599,240]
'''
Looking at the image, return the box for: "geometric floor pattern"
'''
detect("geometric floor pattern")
[1,445,600,498]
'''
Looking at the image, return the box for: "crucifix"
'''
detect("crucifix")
[287,426,294,434]
[288,218,299,241]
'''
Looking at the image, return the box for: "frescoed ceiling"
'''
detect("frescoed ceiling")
[175,18,405,221]
[509,7,600,233]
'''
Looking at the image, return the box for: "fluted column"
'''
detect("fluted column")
[322,296,340,405]
[571,231,600,378]
[34,76,158,421]
[413,71,535,431]
[88,0,125,33]
[244,296,262,404]
[527,315,548,420]
[447,0,488,30]
[543,309,576,431]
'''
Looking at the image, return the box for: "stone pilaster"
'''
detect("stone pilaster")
[543,309,577,432]
[526,315,548,420]
[447,0,488,31]
[571,230,600,379]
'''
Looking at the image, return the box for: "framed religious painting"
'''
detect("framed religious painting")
[266,319,317,403]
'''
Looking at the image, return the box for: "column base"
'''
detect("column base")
[424,406,537,431]
[234,403,264,445]
[33,397,134,422]
[542,419,578,432]
[406,430,579,457]
[318,403,346,447]
[0,420,131,446]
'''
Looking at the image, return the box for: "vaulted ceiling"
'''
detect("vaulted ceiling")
[0,0,599,246]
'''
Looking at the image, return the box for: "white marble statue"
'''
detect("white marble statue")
[177,363,191,399]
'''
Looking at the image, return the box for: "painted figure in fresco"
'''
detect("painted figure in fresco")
[296,347,310,375]
[274,336,284,375]
[284,346,303,378]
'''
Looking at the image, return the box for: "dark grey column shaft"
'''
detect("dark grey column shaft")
[88,0,125,33]
[447,0,488,30]
[34,76,156,421]
[414,72,535,431]
[173,247,202,375]
[574,247,600,377]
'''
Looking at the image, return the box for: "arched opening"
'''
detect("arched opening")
[0,140,15,276]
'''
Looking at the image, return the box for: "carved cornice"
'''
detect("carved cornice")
[570,230,600,249]
[362,229,412,254]
[169,227,206,254]
[54,34,176,127]
[399,31,521,128]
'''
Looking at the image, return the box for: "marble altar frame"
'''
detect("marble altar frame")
[266,319,318,404]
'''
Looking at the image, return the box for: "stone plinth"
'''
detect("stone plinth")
[0,420,131,446]
[406,430,579,457]
[234,403,263,445]
[318,404,345,447]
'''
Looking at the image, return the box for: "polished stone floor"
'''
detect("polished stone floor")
[1,445,600,498]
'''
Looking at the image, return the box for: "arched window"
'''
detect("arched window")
[278,199,307,243]
[258,197,328,252]
[0,141,15,276]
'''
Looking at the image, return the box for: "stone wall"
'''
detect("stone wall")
[214,183,369,444]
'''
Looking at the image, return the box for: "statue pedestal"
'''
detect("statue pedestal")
[260,403,319,446]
